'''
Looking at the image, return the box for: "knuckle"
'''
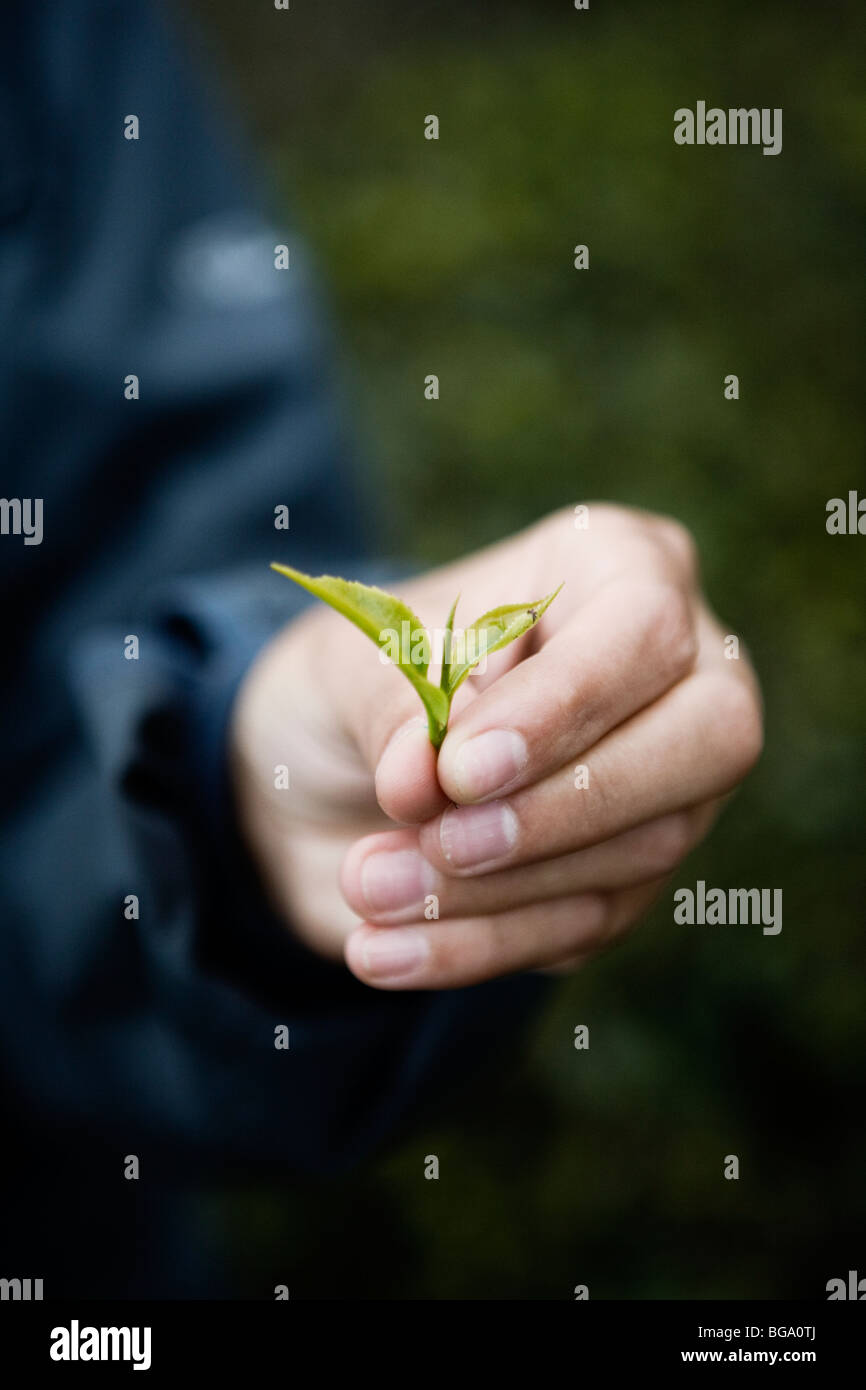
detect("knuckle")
[643,814,693,874]
[652,515,700,581]
[461,917,501,978]
[424,929,462,980]
[642,580,698,680]
[711,675,765,779]
[564,895,612,952]
[572,763,613,844]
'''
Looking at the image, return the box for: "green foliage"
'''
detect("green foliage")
[271,563,560,745]
[442,587,562,696]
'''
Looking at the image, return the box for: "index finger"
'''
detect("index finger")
[436,566,698,805]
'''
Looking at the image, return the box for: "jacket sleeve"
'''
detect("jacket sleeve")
[0,0,547,1177]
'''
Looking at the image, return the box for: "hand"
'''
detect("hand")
[229,505,763,989]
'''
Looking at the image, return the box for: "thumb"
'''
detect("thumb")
[374,715,445,824]
[365,682,481,824]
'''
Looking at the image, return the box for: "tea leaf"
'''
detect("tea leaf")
[271,565,562,750]
[440,593,460,693]
[422,681,450,748]
[444,584,563,696]
[270,563,449,745]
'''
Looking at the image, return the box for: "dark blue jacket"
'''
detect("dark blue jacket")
[0,1,544,1295]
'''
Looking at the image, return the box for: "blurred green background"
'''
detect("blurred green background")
[186,0,865,1297]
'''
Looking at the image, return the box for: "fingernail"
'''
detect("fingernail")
[439,800,518,870]
[452,729,528,800]
[361,850,436,914]
[361,929,430,980]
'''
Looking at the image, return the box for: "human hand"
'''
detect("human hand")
[230,505,763,988]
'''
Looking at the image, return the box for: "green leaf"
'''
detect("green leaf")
[422,681,450,749]
[444,584,563,696]
[271,565,562,751]
[270,563,449,746]
[440,593,460,693]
